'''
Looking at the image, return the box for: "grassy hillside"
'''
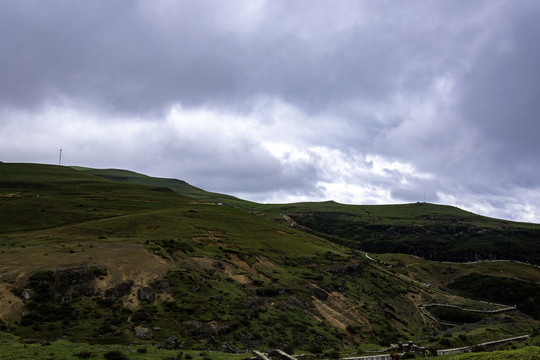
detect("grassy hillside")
[0,329,539,360]
[0,163,539,356]
[259,202,540,264]
[79,168,540,264]
[448,273,540,320]
[1,163,188,234]
[76,167,255,208]
[373,253,540,320]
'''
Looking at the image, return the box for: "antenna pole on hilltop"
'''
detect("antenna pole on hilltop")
[59,148,62,165]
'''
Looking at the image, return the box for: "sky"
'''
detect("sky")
[1,0,540,223]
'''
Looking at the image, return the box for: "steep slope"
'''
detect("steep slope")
[274,202,540,264]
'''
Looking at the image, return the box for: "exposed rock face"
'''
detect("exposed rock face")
[283,296,305,309]
[116,281,134,297]
[22,267,98,303]
[149,279,169,294]
[105,281,134,301]
[105,288,119,301]
[56,267,94,287]
[21,289,32,300]
[138,286,155,302]
[79,286,94,297]
[134,326,153,340]
[221,343,240,353]
[161,335,181,349]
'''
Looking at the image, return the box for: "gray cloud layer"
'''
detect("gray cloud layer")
[1,0,539,222]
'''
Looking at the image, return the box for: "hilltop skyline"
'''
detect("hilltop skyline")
[1,1,539,222]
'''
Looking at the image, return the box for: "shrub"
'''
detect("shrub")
[164,355,185,360]
[28,270,55,284]
[103,350,129,360]
[131,309,152,325]
[74,350,94,358]
[92,267,108,277]
[326,349,340,359]
[308,344,323,354]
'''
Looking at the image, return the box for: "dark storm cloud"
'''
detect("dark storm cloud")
[0,1,478,114]
[1,0,540,221]
[458,3,540,185]
[0,1,240,112]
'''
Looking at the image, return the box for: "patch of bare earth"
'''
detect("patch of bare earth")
[312,288,372,334]
[189,254,279,285]
[192,231,227,246]
[0,192,21,198]
[190,256,252,285]
[254,255,278,269]
[0,283,24,323]
[226,253,276,283]
[0,243,175,311]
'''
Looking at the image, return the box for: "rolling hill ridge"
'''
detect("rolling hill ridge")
[82,167,540,265]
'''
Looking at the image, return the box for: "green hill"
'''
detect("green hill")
[76,167,255,208]
[0,162,539,357]
[80,167,540,264]
[262,201,540,264]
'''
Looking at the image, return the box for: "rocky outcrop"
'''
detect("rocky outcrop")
[116,281,134,297]
[160,335,181,349]
[134,326,153,340]
[105,281,134,301]
[56,267,94,288]
[138,286,155,302]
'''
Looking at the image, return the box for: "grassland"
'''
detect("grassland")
[0,331,246,360]
[437,346,540,359]
[1,162,539,358]
[0,331,539,360]
[82,168,540,264]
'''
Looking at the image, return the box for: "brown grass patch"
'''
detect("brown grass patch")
[192,231,227,245]
[0,283,24,323]
[191,256,253,285]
